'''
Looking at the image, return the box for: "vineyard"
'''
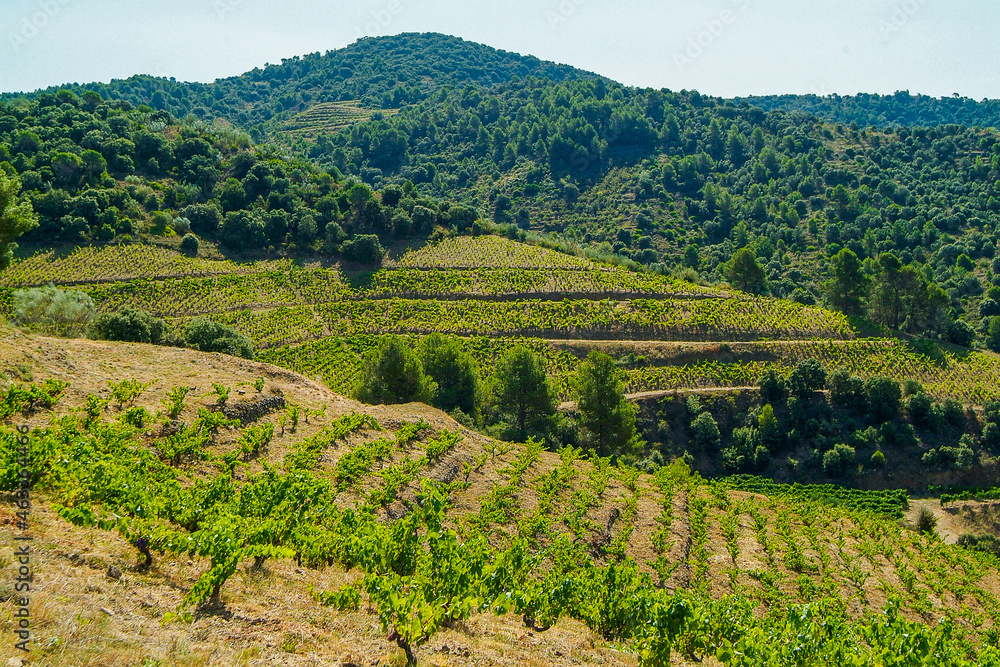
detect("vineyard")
[9,238,1000,412]
[2,353,1000,665]
[0,244,290,287]
[278,101,396,141]
[260,335,1000,404]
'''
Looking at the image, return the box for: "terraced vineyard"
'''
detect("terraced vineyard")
[0,244,289,287]
[261,334,1000,404]
[278,100,396,141]
[10,237,1000,406]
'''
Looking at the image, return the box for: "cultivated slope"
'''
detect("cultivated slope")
[2,331,1000,666]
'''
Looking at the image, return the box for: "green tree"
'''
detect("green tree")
[824,248,869,315]
[0,172,38,271]
[725,247,767,294]
[863,375,902,421]
[354,336,434,405]
[492,346,555,441]
[683,244,700,269]
[787,359,826,398]
[419,334,480,417]
[341,234,385,264]
[574,351,642,457]
[691,412,721,451]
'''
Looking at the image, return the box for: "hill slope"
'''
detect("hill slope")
[3,332,1000,666]
[739,92,1000,129]
[7,237,1000,491]
[2,33,593,140]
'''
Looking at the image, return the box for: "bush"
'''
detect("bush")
[184,317,254,359]
[863,375,901,421]
[758,368,786,403]
[870,450,886,467]
[323,222,346,253]
[787,359,826,398]
[341,234,385,264]
[947,319,976,346]
[354,336,435,405]
[822,443,855,477]
[941,398,965,427]
[691,412,721,451]
[906,391,934,428]
[172,216,192,235]
[220,210,266,250]
[90,306,166,344]
[721,426,767,472]
[180,203,221,234]
[916,507,938,535]
[925,441,975,470]
[958,534,1000,557]
[13,286,95,336]
[827,368,864,407]
[983,422,1000,452]
[179,233,200,254]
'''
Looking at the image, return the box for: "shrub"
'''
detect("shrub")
[721,426,767,472]
[983,422,1000,452]
[957,534,1000,557]
[787,359,826,398]
[13,286,95,336]
[691,412,721,451]
[941,398,965,427]
[179,233,200,254]
[172,216,192,235]
[323,222,346,253]
[870,450,886,467]
[822,443,855,477]
[220,210,266,250]
[863,376,901,421]
[341,234,385,264]
[827,368,864,407]
[947,319,976,346]
[184,317,254,359]
[906,391,934,428]
[758,368,786,403]
[916,507,938,535]
[90,306,166,344]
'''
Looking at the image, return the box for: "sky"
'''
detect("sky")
[1,0,998,99]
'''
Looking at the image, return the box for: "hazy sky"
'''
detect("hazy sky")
[1,0,997,99]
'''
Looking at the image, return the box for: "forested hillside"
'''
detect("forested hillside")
[0,33,590,141]
[742,92,1000,129]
